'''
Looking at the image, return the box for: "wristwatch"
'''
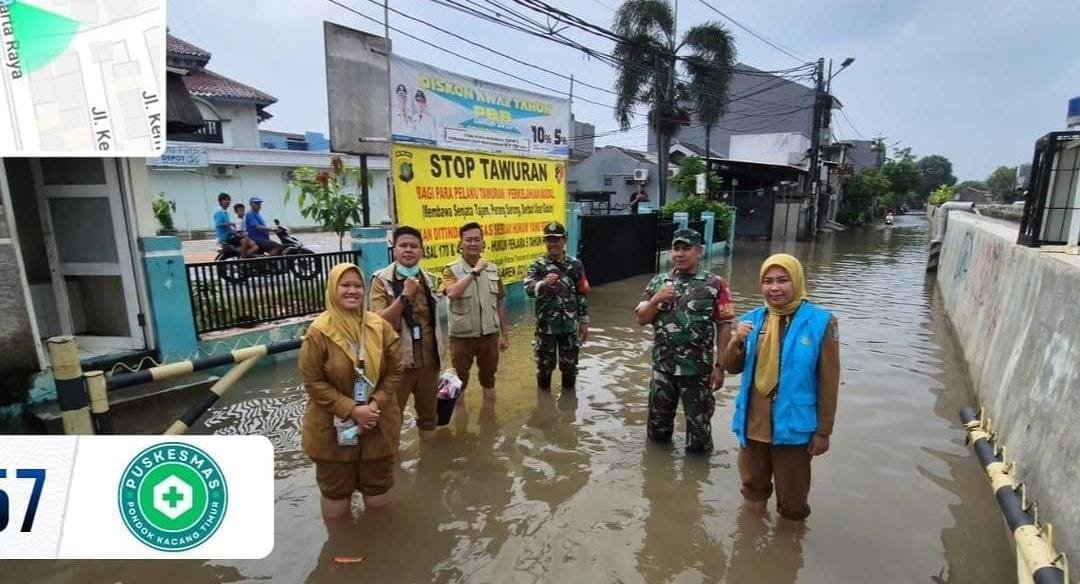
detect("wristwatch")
[470,268,481,277]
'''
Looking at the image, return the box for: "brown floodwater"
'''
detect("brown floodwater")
[11,213,1015,583]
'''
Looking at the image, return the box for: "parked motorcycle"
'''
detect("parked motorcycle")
[214,220,321,284]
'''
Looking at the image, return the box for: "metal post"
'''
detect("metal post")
[84,370,114,434]
[807,58,826,236]
[360,154,371,227]
[383,0,397,225]
[46,336,93,435]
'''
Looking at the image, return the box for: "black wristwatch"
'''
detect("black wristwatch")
[470,269,481,278]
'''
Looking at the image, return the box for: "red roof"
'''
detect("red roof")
[183,68,277,105]
[166,34,211,59]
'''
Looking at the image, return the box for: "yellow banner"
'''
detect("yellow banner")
[392,145,567,284]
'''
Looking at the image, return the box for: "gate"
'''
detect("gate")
[732,190,775,238]
[579,213,658,286]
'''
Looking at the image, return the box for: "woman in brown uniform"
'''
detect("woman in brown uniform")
[299,263,404,519]
[725,253,839,520]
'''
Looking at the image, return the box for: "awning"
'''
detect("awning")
[165,72,204,133]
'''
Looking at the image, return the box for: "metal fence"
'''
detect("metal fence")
[186,251,358,335]
[656,220,706,251]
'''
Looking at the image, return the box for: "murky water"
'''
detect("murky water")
[13,214,1015,583]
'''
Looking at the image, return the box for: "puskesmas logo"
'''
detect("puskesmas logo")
[118,442,228,552]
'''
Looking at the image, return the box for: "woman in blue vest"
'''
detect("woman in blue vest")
[724,253,840,520]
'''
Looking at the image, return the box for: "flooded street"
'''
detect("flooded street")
[13,214,1015,583]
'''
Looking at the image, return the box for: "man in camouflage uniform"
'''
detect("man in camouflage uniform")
[524,221,591,391]
[635,228,735,454]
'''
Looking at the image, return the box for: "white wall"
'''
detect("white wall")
[150,165,389,233]
[215,102,261,149]
[729,132,810,167]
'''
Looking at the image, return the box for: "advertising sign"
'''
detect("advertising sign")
[390,55,570,159]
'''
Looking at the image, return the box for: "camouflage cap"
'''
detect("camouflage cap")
[672,228,702,246]
[543,221,567,238]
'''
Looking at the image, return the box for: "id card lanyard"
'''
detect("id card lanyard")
[348,325,372,404]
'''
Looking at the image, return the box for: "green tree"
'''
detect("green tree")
[285,156,372,250]
[882,155,920,206]
[986,165,1019,202]
[916,155,957,199]
[672,156,722,198]
[612,0,736,207]
[841,167,891,224]
[928,184,956,206]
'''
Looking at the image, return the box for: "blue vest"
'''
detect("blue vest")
[731,301,832,447]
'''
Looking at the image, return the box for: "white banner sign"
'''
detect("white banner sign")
[147,145,208,168]
[0,436,274,559]
[390,55,570,159]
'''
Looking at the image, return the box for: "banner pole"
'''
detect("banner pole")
[385,0,397,225]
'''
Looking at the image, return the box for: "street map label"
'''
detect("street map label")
[0,0,165,156]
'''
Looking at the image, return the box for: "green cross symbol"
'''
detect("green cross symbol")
[162,485,184,508]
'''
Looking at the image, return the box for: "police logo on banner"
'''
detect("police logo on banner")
[118,442,228,552]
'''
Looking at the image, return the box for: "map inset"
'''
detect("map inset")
[0,0,165,156]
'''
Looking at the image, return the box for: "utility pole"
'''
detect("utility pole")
[807,57,825,236]
[384,0,396,224]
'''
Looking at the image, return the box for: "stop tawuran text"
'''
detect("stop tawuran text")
[429,153,551,182]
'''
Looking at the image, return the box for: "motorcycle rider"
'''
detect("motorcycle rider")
[245,196,284,256]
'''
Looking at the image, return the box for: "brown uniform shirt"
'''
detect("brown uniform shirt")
[298,322,404,462]
[369,275,439,369]
[725,315,840,442]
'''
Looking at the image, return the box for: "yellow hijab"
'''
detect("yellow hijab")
[310,263,385,385]
[753,253,808,395]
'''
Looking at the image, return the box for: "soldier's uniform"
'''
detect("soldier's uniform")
[641,228,735,453]
[524,222,590,391]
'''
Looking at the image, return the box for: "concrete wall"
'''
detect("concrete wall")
[936,212,1080,563]
[0,161,42,407]
[150,165,390,233]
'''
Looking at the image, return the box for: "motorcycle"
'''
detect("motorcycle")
[214,220,321,284]
[884,213,895,226]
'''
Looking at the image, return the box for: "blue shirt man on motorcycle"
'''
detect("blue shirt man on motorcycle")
[245,197,283,256]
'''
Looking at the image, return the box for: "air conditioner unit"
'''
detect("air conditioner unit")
[633,168,649,182]
[213,165,234,178]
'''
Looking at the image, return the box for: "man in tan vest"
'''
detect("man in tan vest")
[370,226,446,440]
[442,222,509,401]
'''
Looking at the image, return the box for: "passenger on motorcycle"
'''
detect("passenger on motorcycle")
[231,203,260,257]
[245,196,284,256]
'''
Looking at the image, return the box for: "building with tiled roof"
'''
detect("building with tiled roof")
[150,35,391,232]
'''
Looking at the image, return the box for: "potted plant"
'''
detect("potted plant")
[152,192,179,236]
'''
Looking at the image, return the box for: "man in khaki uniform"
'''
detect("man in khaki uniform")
[370,226,445,440]
[442,222,509,401]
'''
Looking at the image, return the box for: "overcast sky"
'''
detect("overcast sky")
[168,0,1080,180]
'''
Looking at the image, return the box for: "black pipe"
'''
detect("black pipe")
[107,338,303,390]
[960,407,1065,584]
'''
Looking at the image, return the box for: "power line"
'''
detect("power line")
[693,0,810,64]
[364,0,619,98]
[838,109,866,140]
